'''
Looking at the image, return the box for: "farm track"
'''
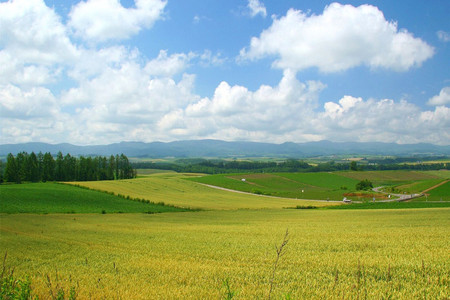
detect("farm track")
[421,179,449,193]
[197,182,343,203]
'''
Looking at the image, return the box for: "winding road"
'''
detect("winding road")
[372,186,422,202]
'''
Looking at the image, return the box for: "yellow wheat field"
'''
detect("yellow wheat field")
[1,208,449,299]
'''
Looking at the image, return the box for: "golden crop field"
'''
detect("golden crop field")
[2,209,449,299]
[2,172,449,299]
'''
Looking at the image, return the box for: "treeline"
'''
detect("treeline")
[132,159,449,174]
[133,159,312,174]
[1,152,136,183]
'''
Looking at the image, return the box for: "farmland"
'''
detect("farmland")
[68,173,330,210]
[1,209,449,299]
[188,170,449,201]
[1,170,449,299]
[0,182,189,214]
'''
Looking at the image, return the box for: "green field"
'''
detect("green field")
[188,170,449,201]
[1,170,449,299]
[0,182,189,214]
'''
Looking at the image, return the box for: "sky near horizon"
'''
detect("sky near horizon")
[0,0,449,145]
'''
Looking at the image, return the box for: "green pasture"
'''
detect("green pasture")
[188,170,449,201]
[1,209,448,299]
[0,182,188,214]
[188,173,360,201]
[337,170,443,185]
[422,181,450,201]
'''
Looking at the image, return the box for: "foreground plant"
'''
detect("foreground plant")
[268,229,289,300]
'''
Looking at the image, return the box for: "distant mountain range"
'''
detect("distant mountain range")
[1,140,449,158]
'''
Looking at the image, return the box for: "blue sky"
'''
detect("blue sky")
[0,0,449,145]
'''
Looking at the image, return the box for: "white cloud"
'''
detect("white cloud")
[0,84,59,119]
[0,0,78,87]
[145,50,194,77]
[199,50,226,67]
[427,87,450,106]
[247,0,267,18]
[240,3,434,72]
[68,0,167,43]
[319,97,450,144]
[437,30,450,42]
[0,0,447,146]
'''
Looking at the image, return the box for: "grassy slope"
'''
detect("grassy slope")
[70,173,334,210]
[423,181,450,201]
[188,173,359,200]
[189,170,449,202]
[1,209,449,299]
[0,182,187,214]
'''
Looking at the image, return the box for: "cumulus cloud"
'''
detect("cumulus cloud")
[68,0,167,43]
[437,30,450,42]
[145,50,194,77]
[0,0,78,86]
[153,76,449,145]
[427,87,450,106]
[240,3,434,72]
[319,97,450,144]
[0,0,448,146]
[247,0,267,18]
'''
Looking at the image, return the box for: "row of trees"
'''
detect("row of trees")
[132,158,449,174]
[2,152,136,183]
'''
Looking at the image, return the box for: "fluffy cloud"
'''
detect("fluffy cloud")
[0,0,78,86]
[145,50,194,77]
[68,0,167,43]
[154,76,449,145]
[247,0,267,18]
[320,96,449,144]
[0,0,448,146]
[240,3,434,72]
[427,87,450,106]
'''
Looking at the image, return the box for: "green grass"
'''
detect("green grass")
[337,170,441,186]
[0,182,188,214]
[393,179,445,194]
[189,172,368,201]
[188,170,449,202]
[424,181,450,201]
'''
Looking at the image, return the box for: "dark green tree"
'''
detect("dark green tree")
[107,155,115,180]
[55,151,64,181]
[27,152,40,182]
[63,153,77,181]
[42,152,55,182]
[5,153,20,183]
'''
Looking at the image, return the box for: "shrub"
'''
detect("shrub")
[356,179,373,191]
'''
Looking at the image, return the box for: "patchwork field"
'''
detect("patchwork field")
[68,173,332,210]
[188,170,449,201]
[1,170,449,299]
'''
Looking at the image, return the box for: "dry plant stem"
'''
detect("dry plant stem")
[268,228,289,300]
